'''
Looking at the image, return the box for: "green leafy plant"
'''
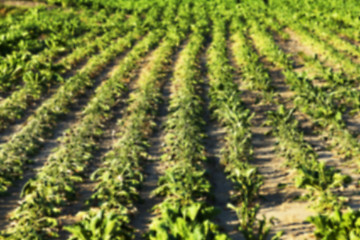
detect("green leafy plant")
[308,208,360,240]
[65,209,133,240]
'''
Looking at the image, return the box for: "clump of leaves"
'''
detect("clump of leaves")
[308,207,360,240]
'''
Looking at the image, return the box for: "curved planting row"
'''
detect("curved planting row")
[263,17,360,117]
[265,106,360,239]
[269,0,360,45]
[0,28,165,240]
[250,14,360,162]
[266,105,350,211]
[268,8,360,79]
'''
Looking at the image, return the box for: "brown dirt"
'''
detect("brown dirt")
[202,42,243,239]
[338,34,360,48]
[131,43,184,239]
[0,0,46,7]
[55,45,155,239]
[0,57,89,144]
[0,49,130,232]
[243,31,315,239]
[344,113,360,136]
[283,28,354,74]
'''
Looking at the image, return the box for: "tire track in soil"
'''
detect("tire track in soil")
[242,32,314,239]
[0,49,131,231]
[132,41,185,240]
[201,40,243,239]
[272,29,360,209]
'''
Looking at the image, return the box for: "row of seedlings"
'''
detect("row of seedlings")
[264,16,360,119]
[0,9,98,91]
[265,105,351,211]
[207,13,281,240]
[247,14,351,189]
[265,106,360,239]
[0,9,126,92]
[0,0,165,92]
[255,0,360,43]
[247,17,360,162]
[246,15,360,239]
[146,4,230,239]
[230,17,272,93]
[253,14,360,161]
[0,10,140,132]
[0,23,149,195]
[0,28,166,240]
[269,8,360,79]
[64,9,190,239]
[269,0,360,46]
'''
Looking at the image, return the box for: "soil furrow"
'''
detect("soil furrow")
[200,39,242,239]
[0,51,129,231]
[132,42,185,240]
[243,33,314,239]
[0,0,46,7]
[272,24,360,201]
[0,56,89,144]
[54,45,155,240]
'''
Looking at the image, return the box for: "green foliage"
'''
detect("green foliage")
[65,209,133,240]
[148,200,228,240]
[309,208,360,240]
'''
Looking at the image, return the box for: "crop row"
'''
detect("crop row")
[0,26,143,195]
[207,12,281,240]
[242,6,360,238]
[0,10,125,92]
[0,2,171,195]
[0,11,137,132]
[65,7,189,238]
[145,3,232,239]
[1,27,164,240]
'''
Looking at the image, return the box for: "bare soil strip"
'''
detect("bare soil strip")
[55,46,156,240]
[274,28,360,134]
[0,57,89,144]
[201,42,243,239]
[0,0,46,7]
[0,52,129,231]
[241,34,315,239]
[272,30,360,197]
[131,42,186,240]
[338,34,360,48]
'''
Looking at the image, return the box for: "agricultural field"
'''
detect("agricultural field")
[0,0,360,239]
